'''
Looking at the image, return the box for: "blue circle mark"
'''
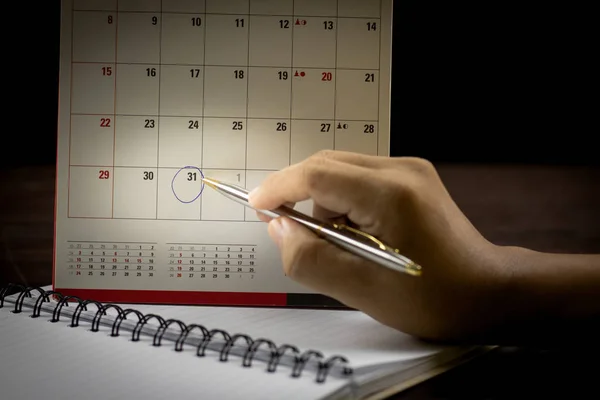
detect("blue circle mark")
[171,166,205,204]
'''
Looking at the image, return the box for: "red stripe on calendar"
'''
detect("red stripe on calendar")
[53,288,288,307]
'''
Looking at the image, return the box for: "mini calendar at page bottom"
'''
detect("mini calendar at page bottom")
[54,0,393,307]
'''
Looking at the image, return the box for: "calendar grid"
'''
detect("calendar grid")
[66,1,385,222]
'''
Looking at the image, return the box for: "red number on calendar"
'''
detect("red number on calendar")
[100,118,111,127]
[102,67,112,76]
[99,170,110,180]
[322,72,333,81]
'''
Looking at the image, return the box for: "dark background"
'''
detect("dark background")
[2,0,597,167]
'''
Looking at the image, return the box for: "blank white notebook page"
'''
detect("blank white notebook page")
[128,303,453,369]
[0,307,348,400]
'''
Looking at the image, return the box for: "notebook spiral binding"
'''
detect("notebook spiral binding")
[0,284,353,384]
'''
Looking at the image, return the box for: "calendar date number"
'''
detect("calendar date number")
[168,244,257,280]
[67,242,156,279]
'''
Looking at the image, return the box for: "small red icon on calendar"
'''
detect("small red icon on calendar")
[294,70,306,78]
[295,19,307,26]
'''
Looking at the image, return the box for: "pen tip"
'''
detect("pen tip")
[201,176,219,189]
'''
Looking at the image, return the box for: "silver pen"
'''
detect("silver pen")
[201,177,422,277]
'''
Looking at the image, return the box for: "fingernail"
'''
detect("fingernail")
[248,186,260,204]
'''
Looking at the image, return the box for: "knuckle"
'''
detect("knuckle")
[313,149,337,160]
[301,159,329,191]
[388,157,437,196]
[403,157,436,176]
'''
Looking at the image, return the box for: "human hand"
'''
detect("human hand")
[248,150,510,342]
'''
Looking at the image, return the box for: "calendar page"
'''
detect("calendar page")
[53,0,393,307]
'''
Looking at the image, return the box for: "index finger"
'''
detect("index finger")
[305,150,396,169]
[248,156,382,227]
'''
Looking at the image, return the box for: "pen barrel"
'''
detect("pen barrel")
[266,206,421,277]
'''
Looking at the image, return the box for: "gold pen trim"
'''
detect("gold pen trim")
[201,178,218,190]
[334,223,423,275]
[334,223,387,250]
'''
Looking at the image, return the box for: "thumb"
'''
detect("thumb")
[267,217,379,302]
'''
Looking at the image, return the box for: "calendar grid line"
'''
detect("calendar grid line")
[66,216,262,223]
[377,0,383,155]
[68,240,157,244]
[71,61,380,72]
[172,253,256,257]
[167,243,256,246]
[72,9,380,20]
[155,0,163,221]
[67,0,74,218]
[288,0,295,166]
[333,0,339,151]
[244,4,250,185]
[69,165,283,172]
[69,113,378,122]
[200,0,208,221]
[171,271,256,274]
[110,0,119,219]
[75,262,155,266]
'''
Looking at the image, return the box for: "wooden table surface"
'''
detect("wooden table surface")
[1,163,598,398]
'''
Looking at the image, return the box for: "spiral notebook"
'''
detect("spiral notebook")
[0,284,488,399]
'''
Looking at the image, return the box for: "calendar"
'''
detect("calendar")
[53,0,393,307]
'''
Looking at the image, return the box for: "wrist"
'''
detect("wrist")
[480,245,600,345]
[426,241,518,343]
[501,246,600,315]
